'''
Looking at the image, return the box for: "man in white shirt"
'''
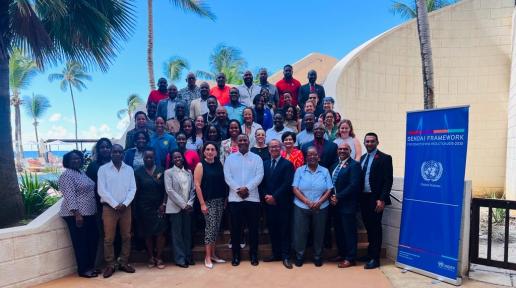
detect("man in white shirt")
[224,134,264,266]
[237,70,261,106]
[97,144,137,278]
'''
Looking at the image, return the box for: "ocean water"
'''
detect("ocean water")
[23,151,69,159]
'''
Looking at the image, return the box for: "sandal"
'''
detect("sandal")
[147,257,156,268]
[155,258,165,269]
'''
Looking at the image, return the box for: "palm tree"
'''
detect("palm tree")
[390,0,457,19]
[117,94,143,120]
[9,49,38,171]
[0,0,135,227]
[147,0,215,90]
[196,43,247,85]
[48,61,92,149]
[22,94,50,157]
[415,0,435,109]
[163,56,190,83]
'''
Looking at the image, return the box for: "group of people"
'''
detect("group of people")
[58,64,393,279]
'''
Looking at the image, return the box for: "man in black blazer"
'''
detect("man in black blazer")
[260,139,295,269]
[298,70,326,111]
[330,142,362,268]
[360,132,393,269]
[301,123,337,169]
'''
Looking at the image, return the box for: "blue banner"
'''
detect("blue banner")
[397,106,469,284]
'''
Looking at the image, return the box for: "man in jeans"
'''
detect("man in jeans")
[97,144,137,278]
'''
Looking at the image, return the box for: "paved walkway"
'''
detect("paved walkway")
[35,260,506,288]
[35,261,392,288]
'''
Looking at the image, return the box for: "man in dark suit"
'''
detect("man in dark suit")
[298,70,326,112]
[360,132,393,269]
[301,123,337,169]
[330,142,362,268]
[260,139,295,269]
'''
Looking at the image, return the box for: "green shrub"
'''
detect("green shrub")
[487,191,506,224]
[20,172,61,218]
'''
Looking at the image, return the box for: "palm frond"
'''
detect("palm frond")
[163,56,190,82]
[195,70,215,80]
[169,0,216,21]
[209,43,247,78]
[127,94,143,113]
[390,1,417,19]
[22,94,51,119]
[8,48,39,92]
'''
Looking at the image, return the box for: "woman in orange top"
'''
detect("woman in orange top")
[280,131,304,169]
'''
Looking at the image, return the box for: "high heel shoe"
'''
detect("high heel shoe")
[204,259,213,269]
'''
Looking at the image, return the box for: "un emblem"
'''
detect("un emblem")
[421,160,443,182]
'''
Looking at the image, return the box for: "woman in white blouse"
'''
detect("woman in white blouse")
[164,151,196,268]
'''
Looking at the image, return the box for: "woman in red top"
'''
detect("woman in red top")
[280,131,304,169]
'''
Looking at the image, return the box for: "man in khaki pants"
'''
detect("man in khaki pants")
[98,144,137,278]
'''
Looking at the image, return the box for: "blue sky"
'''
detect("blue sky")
[16,0,406,149]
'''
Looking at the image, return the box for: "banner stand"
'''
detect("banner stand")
[396,106,470,286]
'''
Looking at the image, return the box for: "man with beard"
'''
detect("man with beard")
[225,87,246,124]
[215,106,230,140]
[257,68,279,108]
[276,65,301,107]
[202,96,219,126]
[190,82,214,119]
[179,72,201,109]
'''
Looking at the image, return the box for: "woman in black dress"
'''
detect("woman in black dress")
[134,148,167,269]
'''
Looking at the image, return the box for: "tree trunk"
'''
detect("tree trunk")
[69,83,79,150]
[416,0,435,109]
[33,120,40,158]
[0,53,25,227]
[13,93,24,171]
[147,0,155,90]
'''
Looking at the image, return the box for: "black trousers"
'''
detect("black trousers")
[229,201,260,257]
[63,215,99,274]
[335,211,358,261]
[265,204,291,260]
[360,193,384,260]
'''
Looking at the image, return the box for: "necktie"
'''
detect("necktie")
[271,158,277,171]
[310,84,315,93]
[332,161,343,185]
[362,154,370,173]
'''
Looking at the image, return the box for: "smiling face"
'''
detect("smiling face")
[97,141,111,160]
[216,73,226,87]
[324,112,335,127]
[283,134,294,149]
[308,93,318,106]
[255,129,265,145]
[200,82,210,97]
[259,69,268,83]
[176,134,187,148]
[323,100,333,111]
[172,151,184,168]
[135,133,148,149]
[186,73,196,86]
[203,143,217,160]
[157,78,168,91]
[230,88,239,103]
[195,116,205,130]
[155,117,165,134]
[136,114,147,129]
[307,70,317,83]
[207,97,218,113]
[285,107,294,120]
[304,101,315,113]
[364,135,379,153]
[111,145,124,164]
[216,107,227,121]
[283,93,292,105]
[283,66,293,79]
[207,126,219,140]
[273,113,284,129]
[314,123,325,139]
[143,150,155,168]
[255,95,265,110]
[339,122,350,138]
[237,134,250,154]
[182,120,193,135]
[168,84,178,99]
[303,113,315,131]
[243,108,253,124]
[306,147,319,166]
[268,139,281,158]
[243,71,253,85]
[69,153,82,170]
[338,143,351,160]
[228,121,240,138]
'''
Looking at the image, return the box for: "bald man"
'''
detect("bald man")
[329,142,362,268]
[179,72,201,109]
[237,70,261,106]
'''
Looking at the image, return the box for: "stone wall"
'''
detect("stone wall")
[0,200,76,288]
[324,0,514,196]
[382,178,472,277]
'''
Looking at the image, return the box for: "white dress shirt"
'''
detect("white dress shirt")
[97,161,137,208]
[224,151,264,203]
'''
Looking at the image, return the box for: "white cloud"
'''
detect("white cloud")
[46,125,72,139]
[81,124,113,139]
[48,113,62,122]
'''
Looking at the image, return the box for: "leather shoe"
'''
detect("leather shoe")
[250,255,259,266]
[103,266,115,278]
[313,258,323,267]
[187,258,196,266]
[294,258,303,267]
[364,259,380,269]
[119,263,136,273]
[176,263,188,268]
[231,257,240,266]
[263,256,280,262]
[79,271,98,278]
[338,260,356,268]
[283,259,293,269]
